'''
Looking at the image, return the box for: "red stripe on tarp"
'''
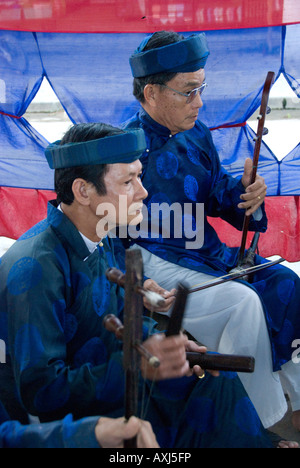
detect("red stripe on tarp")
[210,122,247,131]
[0,111,22,119]
[208,196,300,262]
[0,187,299,262]
[0,0,299,33]
[0,187,54,240]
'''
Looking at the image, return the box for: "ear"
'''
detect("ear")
[72,178,91,205]
[143,83,159,107]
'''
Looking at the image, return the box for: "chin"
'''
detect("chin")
[181,121,196,132]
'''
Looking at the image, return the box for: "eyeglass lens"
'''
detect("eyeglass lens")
[187,83,207,103]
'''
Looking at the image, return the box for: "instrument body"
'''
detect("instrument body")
[106,272,257,374]
[122,249,144,448]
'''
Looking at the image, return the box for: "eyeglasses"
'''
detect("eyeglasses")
[159,82,207,104]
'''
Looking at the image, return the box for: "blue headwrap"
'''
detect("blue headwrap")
[129,33,210,78]
[45,128,146,169]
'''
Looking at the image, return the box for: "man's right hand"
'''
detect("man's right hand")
[95,416,160,448]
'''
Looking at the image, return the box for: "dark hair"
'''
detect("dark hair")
[55,123,125,205]
[133,30,184,103]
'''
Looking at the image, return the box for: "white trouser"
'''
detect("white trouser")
[135,245,300,428]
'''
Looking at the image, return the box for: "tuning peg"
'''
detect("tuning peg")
[257,107,271,120]
[262,127,269,135]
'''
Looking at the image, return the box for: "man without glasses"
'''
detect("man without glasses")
[0,122,274,447]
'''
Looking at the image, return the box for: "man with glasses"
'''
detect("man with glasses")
[124,30,300,438]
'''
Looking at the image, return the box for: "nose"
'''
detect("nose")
[192,91,203,109]
[136,178,148,201]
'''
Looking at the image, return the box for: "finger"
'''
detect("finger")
[162,288,177,298]
[137,421,160,448]
[238,203,261,217]
[245,202,263,216]
[238,197,263,212]
[143,355,189,380]
[238,189,266,214]
[155,296,175,312]
[123,416,142,440]
[160,360,190,379]
[239,196,265,216]
[245,173,266,192]
[239,182,266,200]
[95,416,138,448]
[143,280,174,298]
[192,365,219,378]
[192,364,205,378]
[185,341,207,354]
[241,158,253,188]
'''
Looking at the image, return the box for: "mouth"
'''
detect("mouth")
[186,114,198,122]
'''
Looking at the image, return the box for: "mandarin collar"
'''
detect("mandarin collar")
[47,200,91,260]
[139,108,172,137]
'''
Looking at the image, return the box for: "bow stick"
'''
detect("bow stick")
[189,256,285,293]
[107,256,284,296]
[237,71,275,265]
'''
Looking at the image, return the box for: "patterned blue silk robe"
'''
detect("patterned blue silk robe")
[124,109,300,371]
[0,201,273,447]
[0,401,100,448]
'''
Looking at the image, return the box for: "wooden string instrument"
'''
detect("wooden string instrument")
[237,71,275,266]
[106,259,257,374]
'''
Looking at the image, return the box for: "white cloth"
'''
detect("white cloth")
[58,204,103,255]
[135,245,292,428]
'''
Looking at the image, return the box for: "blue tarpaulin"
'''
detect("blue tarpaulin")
[0,0,299,259]
[0,26,299,194]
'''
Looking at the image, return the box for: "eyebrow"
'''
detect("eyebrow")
[126,165,143,177]
[184,77,206,89]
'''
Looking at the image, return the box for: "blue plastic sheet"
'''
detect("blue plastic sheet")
[0,26,299,194]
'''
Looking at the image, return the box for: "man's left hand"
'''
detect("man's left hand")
[185,340,219,378]
[238,157,267,216]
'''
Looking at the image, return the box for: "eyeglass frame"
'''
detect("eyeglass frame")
[157,82,207,104]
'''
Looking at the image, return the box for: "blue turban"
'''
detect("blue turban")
[129,33,210,78]
[45,128,146,169]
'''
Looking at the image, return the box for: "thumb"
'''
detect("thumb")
[123,416,141,439]
[242,158,253,188]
